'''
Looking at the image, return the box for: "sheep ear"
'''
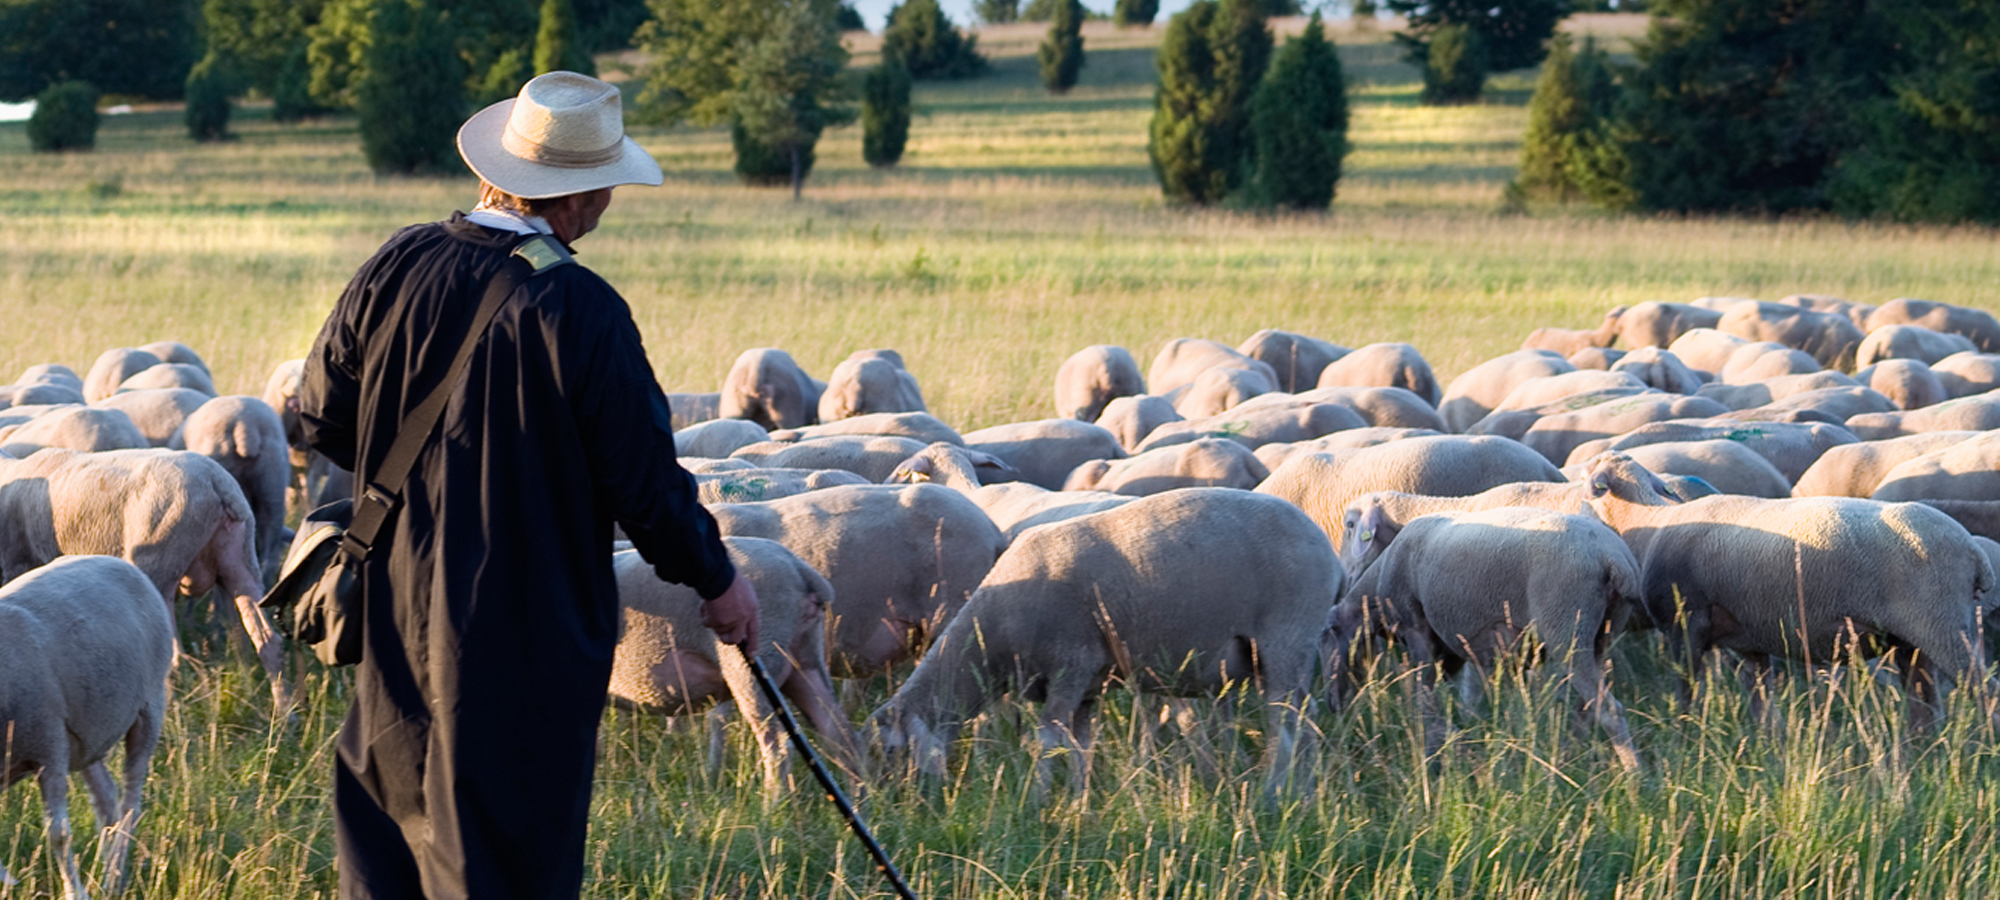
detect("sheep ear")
[895,455,935,483]
[1587,479,1611,499]
[966,449,1020,480]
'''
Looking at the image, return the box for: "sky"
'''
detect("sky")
[849,0,1201,31]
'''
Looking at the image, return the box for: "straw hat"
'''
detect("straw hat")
[457,71,663,199]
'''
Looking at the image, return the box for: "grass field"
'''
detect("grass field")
[3,13,2000,899]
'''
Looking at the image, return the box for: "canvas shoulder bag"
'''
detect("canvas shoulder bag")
[261,232,573,666]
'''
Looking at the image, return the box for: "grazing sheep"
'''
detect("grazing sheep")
[1465,387,1654,442]
[0,383,85,409]
[1238,329,1349,393]
[1915,500,2000,545]
[1845,391,2000,440]
[609,537,858,797]
[1062,437,1268,495]
[1666,328,1752,374]
[0,448,289,709]
[729,435,932,483]
[1438,349,1574,432]
[695,467,870,504]
[135,341,207,373]
[1717,342,1824,384]
[1603,440,1794,500]
[171,396,291,584]
[1284,385,1445,430]
[709,484,1007,679]
[0,406,149,457]
[1791,432,1978,499]
[1716,301,1865,371]
[1603,301,1726,350]
[1255,434,1566,551]
[963,419,1127,490]
[769,411,963,447]
[674,418,772,459]
[1867,298,2000,352]
[1136,400,1365,454]
[1147,338,1279,397]
[665,391,722,430]
[720,348,821,430]
[1520,393,1733,466]
[1609,347,1706,394]
[1872,431,2000,503]
[1567,347,1626,370]
[1563,418,1858,485]
[681,457,757,474]
[1325,506,1644,771]
[1489,370,1648,416]
[867,489,1340,795]
[1751,386,1897,422]
[1853,359,1946,411]
[1096,395,1184,451]
[1777,294,1877,331]
[82,348,162,403]
[1316,342,1441,406]
[1522,325,1612,357]
[1253,427,1442,471]
[966,482,1135,542]
[1856,325,1978,368]
[1053,345,1145,421]
[819,350,926,422]
[1929,352,2000,398]
[0,555,174,900]
[117,363,218,397]
[1582,452,1994,727]
[1174,364,1279,417]
[16,364,83,393]
[1694,371,1857,410]
[259,359,308,464]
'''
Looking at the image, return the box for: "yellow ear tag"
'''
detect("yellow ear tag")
[1357,528,1374,543]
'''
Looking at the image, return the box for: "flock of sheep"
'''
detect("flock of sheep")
[8,294,2000,897]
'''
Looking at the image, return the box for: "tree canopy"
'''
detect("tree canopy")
[0,0,198,101]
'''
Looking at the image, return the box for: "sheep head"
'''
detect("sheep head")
[864,703,949,784]
[1337,497,1400,584]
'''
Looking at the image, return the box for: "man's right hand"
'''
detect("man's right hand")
[703,572,760,650]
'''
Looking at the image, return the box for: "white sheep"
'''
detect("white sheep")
[81,348,162,403]
[117,362,217,397]
[818,350,925,422]
[866,489,1341,796]
[170,396,291,582]
[1052,344,1145,421]
[729,434,933,482]
[1062,436,1267,494]
[1237,329,1348,393]
[1256,434,1567,551]
[0,406,149,457]
[1437,349,1574,433]
[962,418,1126,489]
[719,347,821,430]
[768,411,964,446]
[0,555,174,900]
[694,466,869,504]
[92,387,211,448]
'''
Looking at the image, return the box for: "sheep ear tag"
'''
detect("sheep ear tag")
[1356,527,1374,544]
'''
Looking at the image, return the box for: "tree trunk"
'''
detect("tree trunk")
[790,145,802,201]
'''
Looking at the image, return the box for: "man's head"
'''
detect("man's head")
[457,71,660,241]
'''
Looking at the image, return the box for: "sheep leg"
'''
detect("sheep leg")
[1258,647,1317,798]
[1892,646,1943,733]
[780,666,866,784]
[714,644,789,801]
[101,708,159,897]
[38,766,88,900]
[209,516,291,711]
[704,701,734,780]
[1736,653,1781,732]
[80,762,119,829]
[1032,677,1097,799]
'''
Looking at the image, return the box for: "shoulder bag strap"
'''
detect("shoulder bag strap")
[341,232,573,558]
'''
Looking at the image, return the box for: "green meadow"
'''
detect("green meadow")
[3,13,1999,899]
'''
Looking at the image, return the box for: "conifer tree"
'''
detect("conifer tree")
[1038,0,1085,94]
[1516,34,1617,201]
[1148,0,1272,204]
[1249,12,1350,209]
[1419,22,1486,104]
[1388,0,1565,103]
[1114,0,1159,27]
[730,0,853,197]
[184,55,237,141]
[975,0,1019,24]
[863,52,913,167]
[883,0,987,79]
[355,0,466,174]
[535,0,596,76]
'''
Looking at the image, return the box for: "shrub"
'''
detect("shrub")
[1114,0,1159,27]
[1517,34,1617,202]
[863,53,914,167]
[733,119,815,185]
[355,0,466,175]
[883,0,987,80]
[834,3,866,30]
[185,55,236,142]
[1148,0,1272,204]
[1038,0,1086,94]
[1248,12,1350,209]
[975,0,1019,24]
[1419,22,1486,104]
[27,80,99,152]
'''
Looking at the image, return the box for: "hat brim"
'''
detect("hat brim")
[457,98,664,200]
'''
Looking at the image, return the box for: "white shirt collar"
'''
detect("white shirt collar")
[466,207,554,235]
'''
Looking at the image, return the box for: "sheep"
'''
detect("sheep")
[1237,329,1349,393]
[1716,301,1865,370]
[1324,506,1644,771]
[609,537,858,798]
[1929,352,2000,398]
[1581,451,1994,727]
[1134,400,1365,454]
[1567,346,1626,370]
[81,348,162,403]
[1866,298,2000,352]
[0,555,174,900]
[1488,370,1649,415]
[866,489,1340,796]
[171,396,290,583]
[1792,432,1978,499]
[1856,325,1979,368]
[708,483,1007,679]
[674,418,772,459]
[1253,427,1442,471]
[1601,301,1725,350]
[1694,371,1857,409]
[768,411,963,447]
[1519,393,1733,466]
[136,340,208,373]
[729,435,932,483]
[1053,345,1145,421]
[1284,385,1446,430]
[1853,359,1947,411]
[962,419,1127,490]
[1844,391,2000,439]
[1437,349,1574,432]
[1871,431,2000,503]
[1777,293,1877,331]
[1608,347,1706,394]
[1464,387,1653,442]
[1146,338,1279,397]
[1595,440,1794,499]
[1666,328,1752,374]
[719,347,821,430]
[1173,364,1279,417]
[0,448,289,709]
[819,350,925,422]
[665,391,721,429]
[16,364,83,393]
[1062,436,1268,495]
[1315,342,1441,406]
[1716,342,1824,384]
[1522,325,1612,357]
[890,445,1135,540]
[118,363,218,397]
[0,406,149,456]
[695,467,870,504]
[0,383,85,409]
[1096,394,1184,451]
[1255,434,1566,551]
[1563,418,1858,485]
[1748,386,1897,423]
